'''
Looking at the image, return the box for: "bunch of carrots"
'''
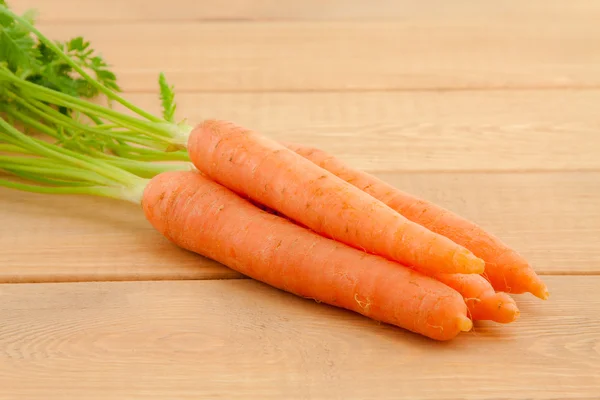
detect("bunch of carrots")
[0,4,548,341]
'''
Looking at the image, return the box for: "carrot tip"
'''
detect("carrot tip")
[457,315,473,332]
[503,302,521,323]
[532,283,550,300]
[454,249,486,274]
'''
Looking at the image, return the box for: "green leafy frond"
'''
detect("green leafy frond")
[0,12,41,77]
[0,1,121,120]
[63,36,121,93]
[158,72,176,122]
[0,2,194,205]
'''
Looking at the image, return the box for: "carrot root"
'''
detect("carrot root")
[241,170,514,324]
[458,315,474,332]
[468,292,520,324]
[455,248,486,274]
[186,120,485,276]
[284,142,548,299]
[490,252,549,300]
[432,272,520,324]
[142,170,473,341]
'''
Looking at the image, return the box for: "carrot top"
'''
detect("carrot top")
[0,115,156,204]
[0,5,192,155]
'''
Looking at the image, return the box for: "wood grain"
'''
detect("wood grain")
[32,19,600,91]
[1,171,597,283]
[0,191,241,282]
[0,276,598,399]
[15,0,600,23]
[121,91,600,172]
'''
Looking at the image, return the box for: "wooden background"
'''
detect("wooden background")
[1,1,599,398]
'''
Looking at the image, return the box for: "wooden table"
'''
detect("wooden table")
[2,1,599,398]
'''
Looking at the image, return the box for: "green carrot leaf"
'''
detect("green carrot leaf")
[158,72,176,122]
[0,2,120,116]
[0,12,41,77]
[62,36,121,93]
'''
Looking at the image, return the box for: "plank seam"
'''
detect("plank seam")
[110,86,600,94]
[1,271,598,285]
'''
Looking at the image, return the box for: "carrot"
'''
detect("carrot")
[285,143,549,300]
[254,195,520,323]
[142,170,473,341]
[431,273,519,323]
[186,119,485,276]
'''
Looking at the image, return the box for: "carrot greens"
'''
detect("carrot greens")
[0,112,153,198]
[0,1,119,108]
[0,2,193,158]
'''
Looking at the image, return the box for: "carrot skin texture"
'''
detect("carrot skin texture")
[285,143,548,300]
[142,170,472,341]
[256,197,519,323]
[186,120,485,276]
[432,273,520,323]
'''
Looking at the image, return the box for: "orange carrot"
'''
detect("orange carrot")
[431,273,519,323]
[142,170,473,341]
[255,197,519,323]
[186,120,485,276]
[285,142,548,300]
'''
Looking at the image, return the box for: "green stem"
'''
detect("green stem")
[1,6,163,124]
[0,144,32,154]
[111,146,191,162]
[0,116,142,187]
[105,158,192,178]
[0,67,186,145]
[0,155,73,167]
[0,178,140,203]
[85,113,104,125]
[8,89,170,149]
[0,158,115,186]
[33,89,185,147]
[3,107,61,140]
[2,167,94,187]
[95,123,121,130]
[8,113,186,170]
[1,135,189,182]
[81,147,192,178]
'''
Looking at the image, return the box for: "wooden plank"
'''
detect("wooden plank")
[0,191,242,282]
[1,171,598,283]
[0,276,598,399]
[123,91,600,172]
[30,19,600,91]
[15,0,600,23]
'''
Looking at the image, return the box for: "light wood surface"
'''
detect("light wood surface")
[15,0,600,23]
[1,0,599,398]
[34,19,600,91]
[0,277,599,399]
[0,190,241,282]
